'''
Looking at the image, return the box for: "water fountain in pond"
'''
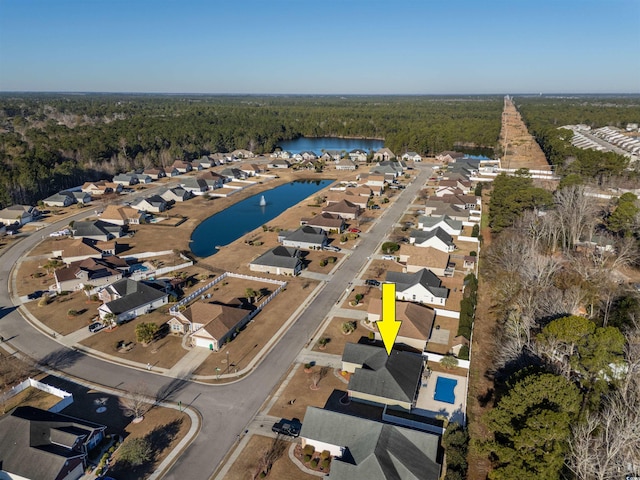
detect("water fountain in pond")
[259,195,266,207]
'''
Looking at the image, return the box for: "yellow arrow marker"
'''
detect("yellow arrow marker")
[377,283,402,356]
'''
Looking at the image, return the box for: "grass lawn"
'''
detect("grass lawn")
[267,363,348,421]
[223,435,316,480]
[104,406,192,480]
[25,291,99,335]
[312,316,365,356]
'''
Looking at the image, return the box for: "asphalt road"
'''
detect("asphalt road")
[0,164,433,479]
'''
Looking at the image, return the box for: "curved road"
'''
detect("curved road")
[0,165,432,479]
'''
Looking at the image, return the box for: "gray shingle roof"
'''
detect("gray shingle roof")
[250,246,301,269]
[343,344,424,404]
[72,220,122,239]
[0,406,106,480]
[300,407,440,480]
[282,226,327,246]
[385,268,448,299]
[418,215,462,231]
[105,279,167,315]
[410,227,454,246]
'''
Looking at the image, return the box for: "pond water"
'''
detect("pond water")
[190,179,334,258]
[278,137,384,155]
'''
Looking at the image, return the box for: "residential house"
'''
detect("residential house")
[171,301,252,350]
[53,257,125,293]
[194,156,213,169]
[43,192,75,207]
[364,174,386,192]
[249,246,303,276]
[323,150,342,161]
[385,268,449,306]
[335,158,357,171]
[300,212,345,233]
[232,149,254,159]
[348,149,368,162]
[342,343,424,411]
[423,200,470,222]
[219,167,248,181]
[410,228,456,252]
[163,166,180,177]
[160,187,192,203]
[239,163,262,176]
[347,185,373,198]
[209,152,228,164]
[279,226,328,250]
[373,147,395,162]
[81,181,113,196]
[133,195,167,213]
[438,178,472,194]
[171,160,193,173]
[180,177,209,195]
[447,161,479,177]
[132,173,152,184]
[326,191,368,209]
[98,279,168,323]
[0,204,39,226]
[436,151,465,163]
[322,199,361,220]
[270,150,291,159]
[267,159,291,169]
[112,173,138,186]
[71,220,124,242]
[300,151,317,161]
[437,194,480,211]
[198,171,226,189]
[51,238,104,264]
[299,407,441,480]
[368,298,436,351]
[397,245,452,276]
[0,406,107,480]
[371,161,404,178]
[434,186,465,198]
[402,151,423,162]
[72,191,92,204]
[143,167,166,180]
[99,205,144,225]
[417,215,463,237]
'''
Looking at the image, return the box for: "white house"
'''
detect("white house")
[386,268,449,306]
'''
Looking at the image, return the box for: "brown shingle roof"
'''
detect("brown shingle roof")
[368,298,435,340]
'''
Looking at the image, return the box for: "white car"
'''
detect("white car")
[382,255,395,260]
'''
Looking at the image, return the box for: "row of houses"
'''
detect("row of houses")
[270,147,423,163]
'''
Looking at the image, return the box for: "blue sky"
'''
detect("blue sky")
[1,0,638,94]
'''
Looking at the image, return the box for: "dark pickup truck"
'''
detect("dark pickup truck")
[271,418,302,437]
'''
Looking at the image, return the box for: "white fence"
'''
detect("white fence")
[130,260,193,281]
[169,271,287,314]
[1,378,73,413]
[422,352,470,370]
[457,235,479,243]
[122,250,174,261]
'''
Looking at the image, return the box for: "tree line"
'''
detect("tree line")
[0,94,502,207]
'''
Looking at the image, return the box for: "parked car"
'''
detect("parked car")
[371,205,381,210]
[324,245,341,252]
[382,255,395,260]
[348,228,361,233]
[88,322,104,333]
[272,418,302,437]
[365,279,381,287]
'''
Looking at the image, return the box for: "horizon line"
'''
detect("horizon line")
[1,91,639,97]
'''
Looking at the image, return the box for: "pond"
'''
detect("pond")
[190,179,334,258]
[278,137,384,155]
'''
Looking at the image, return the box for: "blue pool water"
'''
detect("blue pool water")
[129,263,149,272]
[434,377,457,404]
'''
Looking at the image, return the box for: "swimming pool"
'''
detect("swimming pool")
[129,263,149,273]
[434,376,457,404]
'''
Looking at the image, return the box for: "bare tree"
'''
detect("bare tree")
[253,435,288,479]
[552,185,599,252]
[310,366,330,390]
[120,383,152,421]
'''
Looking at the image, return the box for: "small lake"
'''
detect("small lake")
[278,137,384,155]
[190,179,334,258]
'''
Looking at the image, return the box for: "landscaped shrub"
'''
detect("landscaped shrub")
[37,295,50,307]
[328,256,336,263]
[319,259,328,267]
[259,472,266,479]
[321,458,331,469]
[458,345,470,360]
[381,241,400,253]
[320,450,331,460]
[67,309,79,317]
[303,454,312,463]
[303,445,315,456]
[310,458,319,468]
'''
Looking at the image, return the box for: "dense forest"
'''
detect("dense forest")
[0,94,502,207]
[476,172,640,480]
[515,95,640,185]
